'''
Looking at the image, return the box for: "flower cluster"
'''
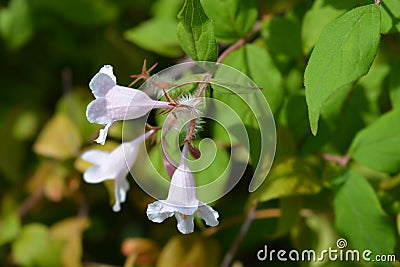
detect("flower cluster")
[81,65,219,234]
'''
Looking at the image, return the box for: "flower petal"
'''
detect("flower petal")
[170,205,198,216]
[146,201,174,223]
[121,140,140,167]
[106,86,157,120]
[118,177,130,203]
[99,65,117,82]
[86,98,111,124]
[197,204,219,227]
[175,213,194,234]
[112,176,130,212]
[83,166,109,184]
[81,150,109,165]
[165,155,198,208]
[89,66,116,98]
[112,203,121,212]
[95,122,113,145]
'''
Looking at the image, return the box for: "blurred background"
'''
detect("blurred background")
[1,0,399,266]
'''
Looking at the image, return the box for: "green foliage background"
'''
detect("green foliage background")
[1,0,400,266]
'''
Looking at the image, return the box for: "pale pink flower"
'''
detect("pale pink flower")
[82,130,154,212]
[146,143,219,234]
[87,65,171,145]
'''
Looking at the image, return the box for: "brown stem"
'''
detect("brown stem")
[76,191,89,217]
[217,38,246,64]
[216,20,261,64]
[182,73,212,143]
[320,153,350,167]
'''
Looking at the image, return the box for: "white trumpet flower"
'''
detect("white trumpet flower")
[146,143,219,234]
[87,65,172,145]
[82,130,154,212]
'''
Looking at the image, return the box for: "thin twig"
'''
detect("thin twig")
[216,20,261,64]
[62,68,73,94]
[76,191,89,217]
[320,153,350,167]
[217,38,246,64]
[203,208,313,236]
[220,203,258,267]
[18,189,44,218]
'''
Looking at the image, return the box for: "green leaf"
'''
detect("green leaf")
[189,139,230,203]
[274,197,302,237]
[124,19,182,57]
[12,223,62,267]
[214,48,278,191]
[301,0,358,55]
[12,110,39,141]
[274,126,296,162]
[319,83,353,128]
[281,93,309,140]
[211,92,261,167]
[305,5,381,135]
[176,0,218,61]
[334,170,395,257]
[349,109,400,173]
[262,16,302,58]
[219,44,283,114]
[380,0,400,33]
[353,62,390,124]
[200,0,258,43]
[389,61,400,109]
[0,212,20,246]
[251,157,322,203]
[0,0,33,50]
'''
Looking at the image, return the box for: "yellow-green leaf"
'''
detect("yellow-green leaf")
[50,217,90,267]
[251,157,321,203]
[156,234,220,267]
[34,113,82,159]
[12,223,62,267]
